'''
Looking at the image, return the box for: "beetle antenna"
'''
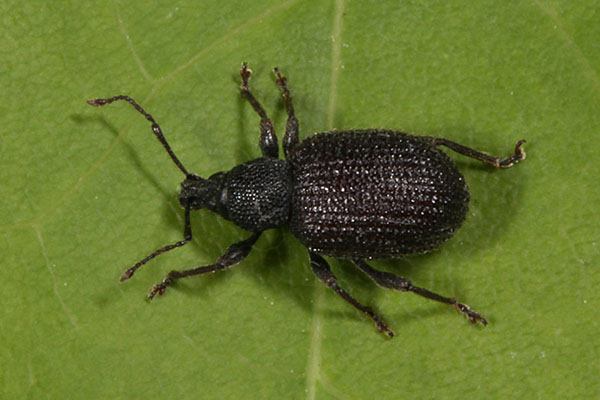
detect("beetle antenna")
[87,95,191,177]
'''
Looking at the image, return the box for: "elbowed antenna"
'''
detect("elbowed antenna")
[87,95,191,177]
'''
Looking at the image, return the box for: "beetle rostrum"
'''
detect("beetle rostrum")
[87,63,526,337]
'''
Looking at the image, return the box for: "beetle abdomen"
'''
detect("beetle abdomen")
[288,130,469,259]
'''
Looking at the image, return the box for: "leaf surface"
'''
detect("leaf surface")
[1,1,598,398]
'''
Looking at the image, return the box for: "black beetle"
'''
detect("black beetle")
[87,63,526,337]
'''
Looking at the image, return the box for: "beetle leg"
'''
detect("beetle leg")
[240,62,279,158]
[310,252,394,337]
[120,207,192,282]
[354,260,488,326]
[423,136,526,168]
[148,232,261,299]
[273,67,299,159]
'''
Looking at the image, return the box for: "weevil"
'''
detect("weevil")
[87,63,526,337]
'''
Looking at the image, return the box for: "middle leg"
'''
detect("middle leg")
[310,252,394,337]
[273,67,299,159]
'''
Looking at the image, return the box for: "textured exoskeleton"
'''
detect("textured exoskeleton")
[87,63,526,337]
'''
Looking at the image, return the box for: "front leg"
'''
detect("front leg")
[240,63,279,158]
[149,232,262,299]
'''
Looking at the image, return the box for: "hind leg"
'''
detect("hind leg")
[354,260,487,325]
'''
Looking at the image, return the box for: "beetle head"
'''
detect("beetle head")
[178,172,227,217]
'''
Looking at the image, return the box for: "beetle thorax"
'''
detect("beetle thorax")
[179,158,292,232]
[224,158,292,232]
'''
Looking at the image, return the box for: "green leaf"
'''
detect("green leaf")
[1,1,598,398]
